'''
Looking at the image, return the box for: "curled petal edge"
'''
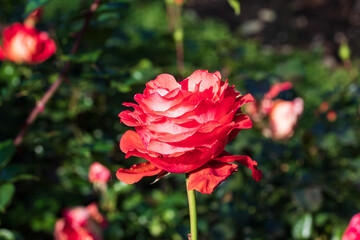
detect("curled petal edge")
[187,151,262,194]
[214,151,263,181]
[187,161,238,194]
[116,162,167,184]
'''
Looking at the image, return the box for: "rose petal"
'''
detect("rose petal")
[234,114,252,129]
[151,74,179,89]
[183,70,221,93]
[214,152,262,181]
[0,47,4,60]
[187,161,238,194]
[238,93,255,106]
[116,162,164,184]
[120,130,147,154]
[264,82,293,99]
[126,146,212,173]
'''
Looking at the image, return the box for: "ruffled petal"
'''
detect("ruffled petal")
[116,162,165,184]
[182,70,221,93]
[145,74,180,96]
[187,161,238,194]
[120,130,147,154]
[120,131,214,173]
[238,93,255,106]
[214,151,262,181]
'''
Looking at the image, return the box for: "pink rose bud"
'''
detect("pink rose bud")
[89,162,111,184]
[0,23,56,64]
[343,213,360,240]
[24,8,43,27]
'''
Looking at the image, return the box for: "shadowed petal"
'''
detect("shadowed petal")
[214,151,262,181]
[187,161,238,194]
[116,162,165,184]
[0,47,4,60]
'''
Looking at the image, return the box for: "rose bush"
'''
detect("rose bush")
[54,203,106,240]
[342,213,360,240]
[0,23,56,64]
[116,70,262,194]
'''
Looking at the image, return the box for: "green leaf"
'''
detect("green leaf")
[8,174,40,183]
[0,229,15,240]
[0,183,15,213]
[61,50,102,63]
[0,140,15,170]
[292,213,313,239]
[339,42,351,61]
[25,0,51,15]
[92,141,113,153]
[228,0,241,16]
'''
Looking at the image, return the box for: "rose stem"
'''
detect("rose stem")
[186,173,198,240]
[13,0,101,147]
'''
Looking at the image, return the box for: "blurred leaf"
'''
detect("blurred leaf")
[0,165,31,182]
[61,50,102,63]
[293,187,323,212]
[0,140,15,170]
[228,0,241,16]
[110,81,132,93]
[8,174,39,183]
[24,0,51,15]
[339,42,351,61]
[0,183,15,213]
[0,229,15,240]
[292,213,313,239]
[92,141,113,153]
[331,226,345,240]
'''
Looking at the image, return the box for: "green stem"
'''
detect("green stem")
[186,173,198,240]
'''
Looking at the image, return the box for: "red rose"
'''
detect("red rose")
[0,23,56,64]
[54,203,106,240]
[342,213,360,240]
[116,70,262,194]
[89,162,111,184]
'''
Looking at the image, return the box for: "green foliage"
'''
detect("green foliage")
[24,0,51,15]
[0,0,360,239]
[0,184,15,213]
[0,140,15,169]
[228,0,241,16]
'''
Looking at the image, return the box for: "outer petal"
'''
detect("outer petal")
[116,162,164,184]
[343,213,360,240]
[238,93,255,106]
[120,130,148,155]
[31,34,56,63]
[145,73,180,95]
[214,151,262,181]
[264,82,293,99]
[182,70,221,93]
[0,47,4,60]
[187,161,238,194]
